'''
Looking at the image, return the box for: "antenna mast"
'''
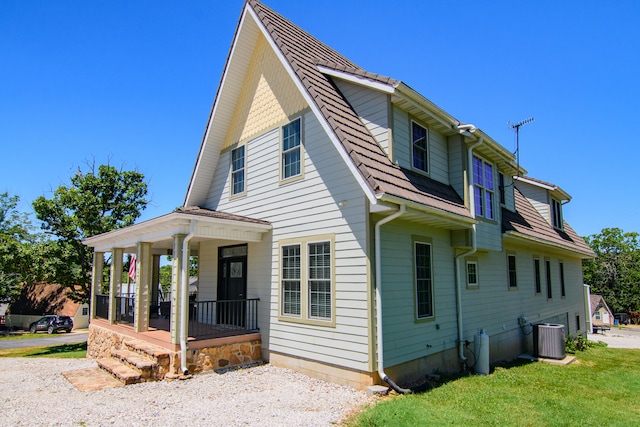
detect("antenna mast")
[508,117,534,177]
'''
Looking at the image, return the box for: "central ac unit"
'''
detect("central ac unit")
[533,323,566,359]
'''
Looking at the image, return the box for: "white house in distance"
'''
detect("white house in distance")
[83,0,594,390]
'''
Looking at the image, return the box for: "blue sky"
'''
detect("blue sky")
[1,0,638,238]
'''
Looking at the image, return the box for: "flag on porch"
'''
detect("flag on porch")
[128,255,137,281]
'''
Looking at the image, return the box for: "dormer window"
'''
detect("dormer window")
[551,198,563,229]
[473,156,494,220]
[411,121,429,173]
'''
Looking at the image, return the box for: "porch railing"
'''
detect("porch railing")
[189,298,259,338]
[95,294,109,319]
[115,294,135,324]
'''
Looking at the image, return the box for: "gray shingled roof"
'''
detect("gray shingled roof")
[502,188,594,256]
[249,0,471,220]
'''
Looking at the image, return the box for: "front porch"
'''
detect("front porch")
[82,207,272,382]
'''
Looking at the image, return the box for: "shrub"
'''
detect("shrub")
[565,333,607,353]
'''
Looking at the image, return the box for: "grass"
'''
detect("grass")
[347,346,640,426]
[0,342,87,358]
[0,332,48,340]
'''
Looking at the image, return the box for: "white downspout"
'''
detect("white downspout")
[585,284,592,334]
[180,220,196,375]
[454,135,483,367]
[374,204,411,394]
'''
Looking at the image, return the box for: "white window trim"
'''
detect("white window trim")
[410,120,429,174]
[473,155,496,220]
[230,145,246,198]
[280,117,304,184]
[551,197,563,230]
[466,259,479,288]
[278,234,335,327]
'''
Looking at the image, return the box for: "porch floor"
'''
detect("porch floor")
[90,318,260,352]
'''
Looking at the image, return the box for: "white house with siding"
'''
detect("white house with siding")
[83,0,594,390]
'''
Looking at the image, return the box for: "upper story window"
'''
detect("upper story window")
[499,173,506,205]
[473,156,495,219]
[231,145,245,196]
[411,121,429,173]
[282,118,302,180]
[551,198,563,229]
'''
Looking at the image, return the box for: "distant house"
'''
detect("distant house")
[82,0,594,390]
[5,283,89,330]
[590,294,614,330]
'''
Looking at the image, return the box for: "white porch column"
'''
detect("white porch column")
[90,251,104,320]
[134,242,152,332]
[109,248,124,324]
[171,234,186,344]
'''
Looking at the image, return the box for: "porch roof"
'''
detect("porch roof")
[82,206,271,253]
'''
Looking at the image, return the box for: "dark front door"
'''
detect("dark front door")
[217,245,248,327]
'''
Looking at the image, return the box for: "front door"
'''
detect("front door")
[217,244,248,327]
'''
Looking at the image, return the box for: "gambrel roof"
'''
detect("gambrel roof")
[502,188,594,257]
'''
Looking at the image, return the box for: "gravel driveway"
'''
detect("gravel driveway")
[0,358,375,427]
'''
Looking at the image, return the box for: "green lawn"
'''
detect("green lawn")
[0,332,47,340]
[347,347,640,426]
[0,342,87,358]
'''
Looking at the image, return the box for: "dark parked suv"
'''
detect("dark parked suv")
[28,315,74,334]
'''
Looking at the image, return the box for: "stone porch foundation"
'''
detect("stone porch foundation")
[87,323,263,380]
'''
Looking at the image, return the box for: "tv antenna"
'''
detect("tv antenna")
[508,117,534,177]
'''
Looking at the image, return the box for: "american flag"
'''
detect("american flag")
[128,255,137,281]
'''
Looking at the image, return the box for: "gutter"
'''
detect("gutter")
[180,220,196,375]
[453,134,483,367]
[374,204,412,394]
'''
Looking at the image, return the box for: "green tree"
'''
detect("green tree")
[32,164,148,303]
[583,227,640,314]
[0,193,38,302]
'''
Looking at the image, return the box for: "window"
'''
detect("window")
[281,245,301,316]
[231,145,245,195]
[499,173,506,205]
[559,262,566,297]
[534,258,542,294]
[545,259,552,299]
[411,121,428,173]
[308,242,331,319]
[82,307,88,316]
[466,260,478,287]
[282,118,301,180]
[595,311,601,320]
[473,156,495,219]
[551,198,563,229]
[415,242,433,318]
[507,254,517,288]
[576,314,581,331]
[279,236,334,324]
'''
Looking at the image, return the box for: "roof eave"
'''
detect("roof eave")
[503,231,595,259]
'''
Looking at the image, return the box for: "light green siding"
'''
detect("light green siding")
[205,111,372,371]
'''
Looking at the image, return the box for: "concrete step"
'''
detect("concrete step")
[97,358,142,385]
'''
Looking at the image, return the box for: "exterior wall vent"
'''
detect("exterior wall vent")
[533,323,566,359]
